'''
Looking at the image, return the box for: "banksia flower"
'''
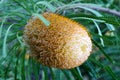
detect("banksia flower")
[23,12,92,69]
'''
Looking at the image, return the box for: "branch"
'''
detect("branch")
[83,4,120,17]
[56,3,120,17]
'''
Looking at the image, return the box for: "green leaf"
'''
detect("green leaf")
[33,13,50,26]
[2,24,15,58]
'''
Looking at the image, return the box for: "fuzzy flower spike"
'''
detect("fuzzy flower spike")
[23,12,92,69]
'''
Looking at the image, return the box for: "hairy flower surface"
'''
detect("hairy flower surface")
[23,12,92,69]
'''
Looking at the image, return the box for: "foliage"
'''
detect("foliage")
[0,0,120,80]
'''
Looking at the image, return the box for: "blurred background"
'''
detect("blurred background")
[0,0,120,80]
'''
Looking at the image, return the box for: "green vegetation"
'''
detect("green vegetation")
[0,0,120,80]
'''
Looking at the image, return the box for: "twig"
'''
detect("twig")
[56,3,120,17]
[83,4,120,17]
